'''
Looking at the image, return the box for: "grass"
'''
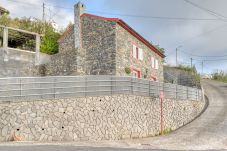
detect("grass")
[172,65,201,85]
[212,71,227,83]
[159,128,173,135]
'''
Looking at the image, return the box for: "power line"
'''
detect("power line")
[6,0,227,22]
[184,0,227,19]
[178,23,227,45]
[87,10,227,22]
[179,49,227,58]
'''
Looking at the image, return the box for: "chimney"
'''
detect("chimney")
[74,2,85,49]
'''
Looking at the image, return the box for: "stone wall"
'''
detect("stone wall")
[31,48,79,76]
[81,16,117,75]
[0,48,34,77]
[59,26,75,53]
[116,25,164,82]
[0,95,205,142]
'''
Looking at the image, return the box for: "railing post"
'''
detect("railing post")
[3,27,8,62]
[85,76,87,97]
[35,34,40,65]
[131,77,133,95]
[20,78,22,99]
[110,76,112,96]
[187,87,189,100]
[54,77,56,99]
[148,80,150,97]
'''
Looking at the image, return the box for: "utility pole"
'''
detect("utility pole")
[176,48,178,67]
[190,58,193,68]
[42,3,46,34]
[42,3,45,22]
[176,46,182,67]
[202,61,204,75]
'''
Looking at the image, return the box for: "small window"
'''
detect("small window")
[132,44,143,60]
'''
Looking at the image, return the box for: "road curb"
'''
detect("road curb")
[166,94,209,135]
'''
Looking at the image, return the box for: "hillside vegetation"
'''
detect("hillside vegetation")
[212,71,227,83]
[0,14,61,55]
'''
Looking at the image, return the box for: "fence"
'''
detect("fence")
[0,76,203,102]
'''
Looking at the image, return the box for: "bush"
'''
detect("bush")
[41,29,61,55]
[125,67,131,75]
[212,71,227,83]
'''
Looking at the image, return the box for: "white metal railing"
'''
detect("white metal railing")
[0,76,203,102]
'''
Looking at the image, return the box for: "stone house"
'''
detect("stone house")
[58,2,165,81]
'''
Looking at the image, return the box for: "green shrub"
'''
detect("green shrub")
[41,29,61,55]
[125,67,131,75]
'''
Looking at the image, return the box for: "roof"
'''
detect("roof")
[58,24,74,43]
[59,13,165,58]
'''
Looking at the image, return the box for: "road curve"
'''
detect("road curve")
[0,80,227,151]
[127,79,227,150]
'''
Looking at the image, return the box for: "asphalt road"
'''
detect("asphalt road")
[1,80,227,151]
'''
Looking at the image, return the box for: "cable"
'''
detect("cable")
[86,10,227,22]
[5,0,227,22]
[179,49,227,58]
[178,23,227,46]
[184,0,227,19]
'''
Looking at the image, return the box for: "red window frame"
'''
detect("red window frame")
[132,68,141,79]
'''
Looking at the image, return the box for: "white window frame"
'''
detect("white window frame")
[151,57,155,68]
[132,44,143,60]
[138,48,143,60]
[133,45,137,58]
[155,59,159,70]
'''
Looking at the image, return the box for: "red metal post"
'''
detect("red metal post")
[160,97,163,135]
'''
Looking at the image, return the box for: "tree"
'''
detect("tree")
[154,44,165,54]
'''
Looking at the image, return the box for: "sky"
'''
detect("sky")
[1,0,227,74]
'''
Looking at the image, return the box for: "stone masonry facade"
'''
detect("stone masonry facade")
[116,24,164,81]
[0,95,205,142]
[81,16,117,75]
[54,2,165,80]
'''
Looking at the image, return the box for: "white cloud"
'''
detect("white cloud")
[1,0,74,28]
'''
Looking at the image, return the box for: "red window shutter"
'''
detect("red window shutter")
[138,70,141,78]
[136,47,139,59]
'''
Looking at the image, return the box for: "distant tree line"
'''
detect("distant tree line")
[212,70,227,83]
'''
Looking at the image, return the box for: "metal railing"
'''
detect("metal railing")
[0,76,203,102]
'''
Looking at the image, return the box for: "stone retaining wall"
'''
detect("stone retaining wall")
[0,95,205,142]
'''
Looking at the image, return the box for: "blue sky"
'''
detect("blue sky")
[2,0,227,74]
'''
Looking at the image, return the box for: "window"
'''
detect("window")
[151,57,159,70]
[155,59,159,69]
[138,48,143,60]
[132,69,141,78]
[133,44,143,60]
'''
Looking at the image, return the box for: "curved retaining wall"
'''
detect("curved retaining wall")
[0,95,205,141]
